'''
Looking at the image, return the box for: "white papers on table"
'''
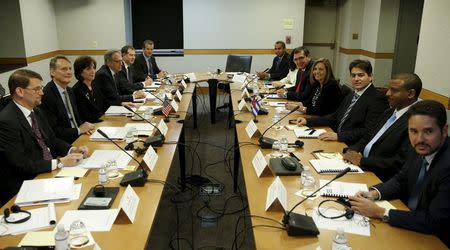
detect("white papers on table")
[233,74,247,83]
[268,102,287,107]
[18,231,55,246]
[319,180,368,198]
[124,123,155,136]
[57,209,119,232]
[312,208,371,236]
[56,167,88,178]
[15,177,74,206]
[185,72,197,81]
[265,94,284,99]
[104,106,133,116]
[313,152,343,160]
[77,150,133,169]
[0,204,56,235]
[293,126,326,138]
[145,92,157,101]
[138,105,162,112]
[90,127,128,141]
[309,159,364,174]
[144,83,160,89]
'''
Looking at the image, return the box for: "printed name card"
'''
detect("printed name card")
[117,185,140,223]
[175,90,182,101]
[252,150,270,178]
[143,146,158,171]
[157,119,168,136]
[241,88,250,98]
[238,98,247,111]
[181,80,187,88]
[245,120,260,138]
[265,177,288,211]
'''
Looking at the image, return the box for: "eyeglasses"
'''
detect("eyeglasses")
[25,86,44,93]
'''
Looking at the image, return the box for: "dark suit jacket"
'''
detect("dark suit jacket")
[286,60,313,102]
[72,80,107,123]
[374,138,450,247]
[95,65,133,107]
[120,63,144,91]
[304,79,342,116]
[41,81,82,144]
[268,52,290,81]
[132,53,161,81]
[0,102,71,205]
[306,84,388,145]
[349,108,412,181]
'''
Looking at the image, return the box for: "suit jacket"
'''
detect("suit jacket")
[120,63,144,91]
[132,53,161,81]
[268,52,290,81]
[349,108,412,181]
[41,81,82,144]
[307,84,388,145]
[95,65,133,107]
[0,102,70,205]
[374,138,450,247]
[286,60,313,102]
[304,79,342,116]
[72,80,107,123]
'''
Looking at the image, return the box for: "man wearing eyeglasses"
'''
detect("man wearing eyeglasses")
[0,69,88,206]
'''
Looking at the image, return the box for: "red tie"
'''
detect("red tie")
[295,69,305,93]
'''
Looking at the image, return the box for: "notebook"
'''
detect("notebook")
[90,127,128,141]
[309,159,364,174]
[319,180,368,198]
[104,106,133,116]
[294,127,326,138]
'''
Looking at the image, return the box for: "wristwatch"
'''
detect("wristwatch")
[57,158,64,169]
[382,208,390,222]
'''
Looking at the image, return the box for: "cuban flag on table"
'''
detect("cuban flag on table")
[162,96,173,117]
[251,96,260,118]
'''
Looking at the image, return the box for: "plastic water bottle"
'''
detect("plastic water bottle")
[144,107,153,121]
[55,224,69,250]
[98,164,108,184]
[125,130,134,144]
[280,137,288,154]
[271,140,282,157]
[301,166,311,187]
[332,227,350,250]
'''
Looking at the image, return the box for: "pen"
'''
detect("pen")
[308,129,316,135]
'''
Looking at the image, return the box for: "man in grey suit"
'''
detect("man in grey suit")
[343,73,422,181]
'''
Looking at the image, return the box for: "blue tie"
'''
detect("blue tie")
[147,57,154,79]
[407,158,429,210]
[338,92,359,132]
[363,112,397,157]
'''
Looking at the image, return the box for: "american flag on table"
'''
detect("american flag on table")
[162,96,173,117]
[251,96,260,118]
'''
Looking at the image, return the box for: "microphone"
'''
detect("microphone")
[258,105,300,148]
[97,129,148,187]
[123,106,165,147]
[282,167,351,236]
[288,140,304,148]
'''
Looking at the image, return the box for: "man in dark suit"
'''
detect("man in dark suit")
[95,50,146,107]
[343,73,422,181]
[132,40,167,81]
[0,69,88,205]
[120,45,152,90]
[350,100,450,248]
[297,59,388,145]
[256,41,290,81]
[41,56,95,144]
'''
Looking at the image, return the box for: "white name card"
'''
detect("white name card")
[143,146,158,171]
[252,150,268,178]
[170,100,179,112]
[175,90,182,101]
[241,88,250,98]
[238,98,247,111]
[265,177,288,211]
[157,119,168,136]
[181,80,187,88]
[117,185,140,223]
[245,120,259,138]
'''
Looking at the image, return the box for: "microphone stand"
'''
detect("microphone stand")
[258,105,300,149]
[123,106,165,147]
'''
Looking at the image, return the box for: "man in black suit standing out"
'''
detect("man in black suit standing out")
[95,50,146,107]
[350,100,450,248]
[121,45,152,90]
[41,56,95,144]
[343,73,422,181]
[297,59,388,145]
[256,41,290,81]
[0,69,88,205]
[132,40,167,82]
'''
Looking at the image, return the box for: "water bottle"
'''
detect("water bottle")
[280,137,288,154]
[98,163,108,184]
[55,224,69,250]
[144,107,153,121]
[271,140,282,158]
[125,130,134,144]
[332,227,350,250]
[300,166,311,187]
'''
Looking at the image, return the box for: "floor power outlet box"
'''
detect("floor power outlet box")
[200,183,224,196]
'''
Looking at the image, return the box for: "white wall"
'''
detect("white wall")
[415,0,450,97]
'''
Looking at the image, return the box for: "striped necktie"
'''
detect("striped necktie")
[337,92,359,132]
[63,90,77,128]
[407,158,429,210]
[29,112,52,161]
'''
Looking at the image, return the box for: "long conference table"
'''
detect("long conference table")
[226,80,447,249]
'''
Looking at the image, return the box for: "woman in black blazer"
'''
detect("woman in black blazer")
[286,58,342,116]
[72,56,107,123]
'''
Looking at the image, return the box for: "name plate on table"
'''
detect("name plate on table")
[157,119,168,136]
[170,100,179,112]
[181,80,187,88]
[143,146,158,171]
[245,120,260,138]
[266,177,288,211]
[175,90,182,101]
[251,150,271,178]
[241,88,250,98]
[238,98,247,111]
[117,185,140,224]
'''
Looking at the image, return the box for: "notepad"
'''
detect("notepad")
[319,180,368,198]
[309,159,364,174]
[77,150,134,169]
[104,106,133,116]
[90,127,128,141]
[15,177,74,206]
[294,127,326,138]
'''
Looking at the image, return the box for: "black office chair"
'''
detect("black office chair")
[0,94,11,112]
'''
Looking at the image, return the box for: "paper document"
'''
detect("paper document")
[309,159,364,174]
[78,150,134,169]
[138,105,162,112]
[19,231,55,247]
[57,209,119,232]
[15,177,74,206]
[90,127,128,141]
[124,123,155,134]
[268,102,286,107]
[0,204,56,235]
[56,167,88,178]
[265,94,284,99]
[319,180,368,198]
[104,106,133,116]
[294,127,326,138]
[312,208,371,236]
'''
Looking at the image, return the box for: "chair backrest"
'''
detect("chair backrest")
[225,55,252,73]
[340,83,353,98]
[0,95,12,112]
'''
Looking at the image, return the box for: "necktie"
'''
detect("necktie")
[126,66,130,81]
[337,92,360,132]
[113,74,119,93]
[295,69,305,93]
[275,56,282,71]
[407,158,429,210]
[63,91,77,128]
[29,112,52,161]
[147,57,154,79]
[363,112,397,157]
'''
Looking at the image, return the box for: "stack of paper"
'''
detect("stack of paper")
[124,123,155,137]
[15,178,74,206]
[90,127,128,141]
[294,127,326,138]
[319,180,368,198]
[77,150,134,169]
[138,105,162,112]
[309,159,364,174]
[104,106,133,116]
